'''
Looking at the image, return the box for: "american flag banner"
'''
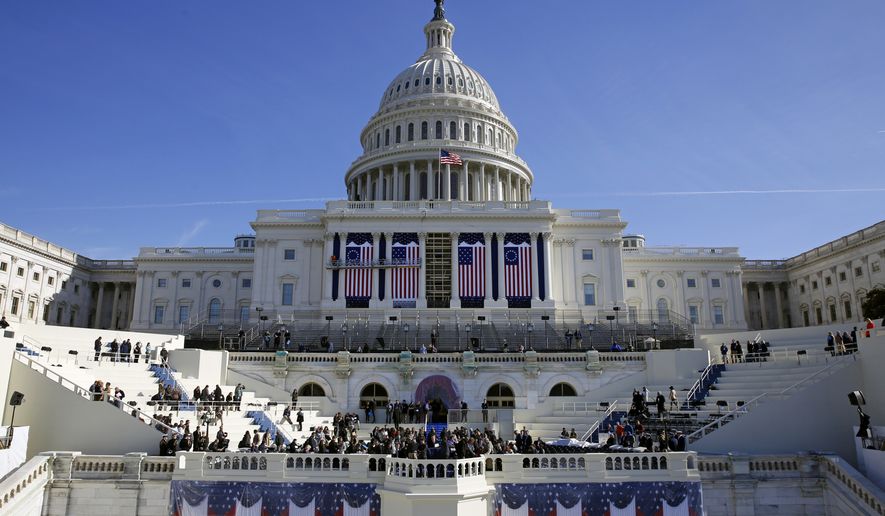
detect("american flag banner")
[391,233,419,307]
[504,233,532,307]
[439,149,463,165]
[458,233,485,303]
[345,233,373,306]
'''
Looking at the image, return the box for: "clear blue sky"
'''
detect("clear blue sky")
[2,1,883,260]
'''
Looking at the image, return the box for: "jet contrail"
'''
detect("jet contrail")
[42,197,338,211]
[547,187,885,198]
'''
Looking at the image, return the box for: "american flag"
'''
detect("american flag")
[458,233,485,299]
[439,149,462,165]
[504,233,532,300]
[345,233,373,301]
[391,233,419,304]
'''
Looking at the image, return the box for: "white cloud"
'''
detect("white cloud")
[177,219,209,246]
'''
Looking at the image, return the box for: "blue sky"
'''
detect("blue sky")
[1,1,883,260]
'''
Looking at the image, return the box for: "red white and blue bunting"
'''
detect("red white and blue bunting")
[495,482,703,516]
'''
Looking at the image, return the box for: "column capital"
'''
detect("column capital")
[324,232,335,242]
[640,270,649,277]
[383,232,394,240]
[483,232,493,241]
[171,271,179,278]
[701,270,709,277]
[542,232,552,240]
[418,232,427,240]
[371,232,381,241]
[676,270,684,277]
[529,233,538,243]
[451,231,460,240]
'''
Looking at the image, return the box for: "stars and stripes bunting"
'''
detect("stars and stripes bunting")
[345,233,373,301]
[504,233,532,300]
[458,233,485,300]
[391,233,419,303]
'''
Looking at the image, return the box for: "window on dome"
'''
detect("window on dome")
[464,123,470,141]
[376,133,380,149]
[404,81,409,89]
[396,84,401,92]
[421,122,428,140]
[414,79,419,87]
[408,123,415,141]
[447,76,453,86]
[459,78,464,87]
[449,121,457,139]
[395,126,401,144]
[425,77,431,86]
[436,76,441,85]
[384,129,390,146]
[435,121,443,139]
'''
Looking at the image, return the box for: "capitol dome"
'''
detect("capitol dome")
[344,0,533,204]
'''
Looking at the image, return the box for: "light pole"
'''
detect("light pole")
[652,321,658,350]
[465,324,472,351]
[217,324,224,350]
[613,306,621,345]
[255,307,264,334]
[403,323,410,351]
[341,323,349,351]
[587,323,594,350]
[527,323,534,351]
[605,315,615,347]
[541,315,550,350]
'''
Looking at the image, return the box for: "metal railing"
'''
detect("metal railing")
[580,400,619,442]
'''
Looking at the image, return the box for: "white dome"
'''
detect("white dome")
[378,56,501,114]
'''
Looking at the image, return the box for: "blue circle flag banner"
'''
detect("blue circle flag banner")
[496,481,703,515]
[170,481,380,515]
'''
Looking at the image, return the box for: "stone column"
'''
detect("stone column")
[496,233,506,303]
[322,233,334,303]
[494,167,500,201]
[93,282,105,329]
[479,164,486,201]
[675,271,686,318]
[132,274,144,326]
[507,172,513,201]
[483,232,494,305]
[375,168,383,201]
[742,282,751,328]
[409,161,418,201]
[543,232,554,303]
[700,271,713,327]
[758,282,768,329]
[109,282,120,329]
[459,161,468,200]
[371,232,381,306]
[450,232,461,308]
[773,282,785,328]
[444,164,452,201]
[384,232,394,307]
[393,163,400,201]
[427,160,435,199]
[418,233,428,309]
[530,233,540,304]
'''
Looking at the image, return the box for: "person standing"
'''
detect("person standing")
[133,342,141,363]
[668,386,678,411]
[865,318,875,338]
[94,337,103,362]
[720,343,728,364]
[481,399,489,423]
[145,342,153,363]
[296,408,304,432]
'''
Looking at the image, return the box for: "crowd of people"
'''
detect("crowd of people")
[719,339,771,364]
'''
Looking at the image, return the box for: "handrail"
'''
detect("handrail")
[687,393,767,442]
[684,365,713,405]
[775,354,855,398]
[580,400,618,442]
[0,455,52,513]
[148,399,321,413]
[13,351,182,436]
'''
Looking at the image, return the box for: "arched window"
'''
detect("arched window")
[414,79,419,87]
[488,129,493,145]
[435,121,443,139]
[208,298,221,324]
[384,129,390,146]
[404,80,409,90]
[395,126,401,144]
[549,383,577,397]
[408,123,415,141]
[449,121,457,139]
[421,122,428,140]
[298,383,326,397]
[375,133,380,149]
[436,76,442,85]
[487,383,515,407]
[463,123,471,141]
[447,76,453,86]
[360,383,389,408]
[656,298,669,321]
[425,77,431,86]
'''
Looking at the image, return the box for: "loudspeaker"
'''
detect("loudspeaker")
[848,391,866,406]
[9,391,24,406]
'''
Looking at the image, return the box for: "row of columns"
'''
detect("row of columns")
[91,281,136,330]
[348,160,531,202]
[743,281,788,330]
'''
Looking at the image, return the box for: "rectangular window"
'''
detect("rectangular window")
[240,306,249,323]
[11,297,20,316]
[47,276,54,286]
[582,283,596,306]
[626,279,636,288]
[825,276,832,286]
[154,305,165,324]
[839,271,847,282]
[157,278,167,288]
[32,272,40,282]
[844,300,852,319]
[283,249,296,261]
[628,305,638,321]
[688,305,699,324]
[242,278,252,288]
[27,300,36,319]
[713,305,724,325]
[182,278,192,288]
[0,262,6,272]
[581,249,594,260]
[178,305,190,324]
[812,281,818,290]
[815,307,823,325]
[829,304,837,321]
[855,266,863,277]
[687,278,697,288]
[61,280,67,290]
[42,305,50,323]
[711,278,721,288]
[74,284,80,294]
[16,267,24,277]
[802,310,810,326]
[281,283,294,306]
[872,261,880,273]
[800,284,806,294]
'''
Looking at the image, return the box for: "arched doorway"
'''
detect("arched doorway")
[656,298,669,322]
[486,383,515,407]
[360,383,389,408]
[298,383,326,397]
[549,382,577,397]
